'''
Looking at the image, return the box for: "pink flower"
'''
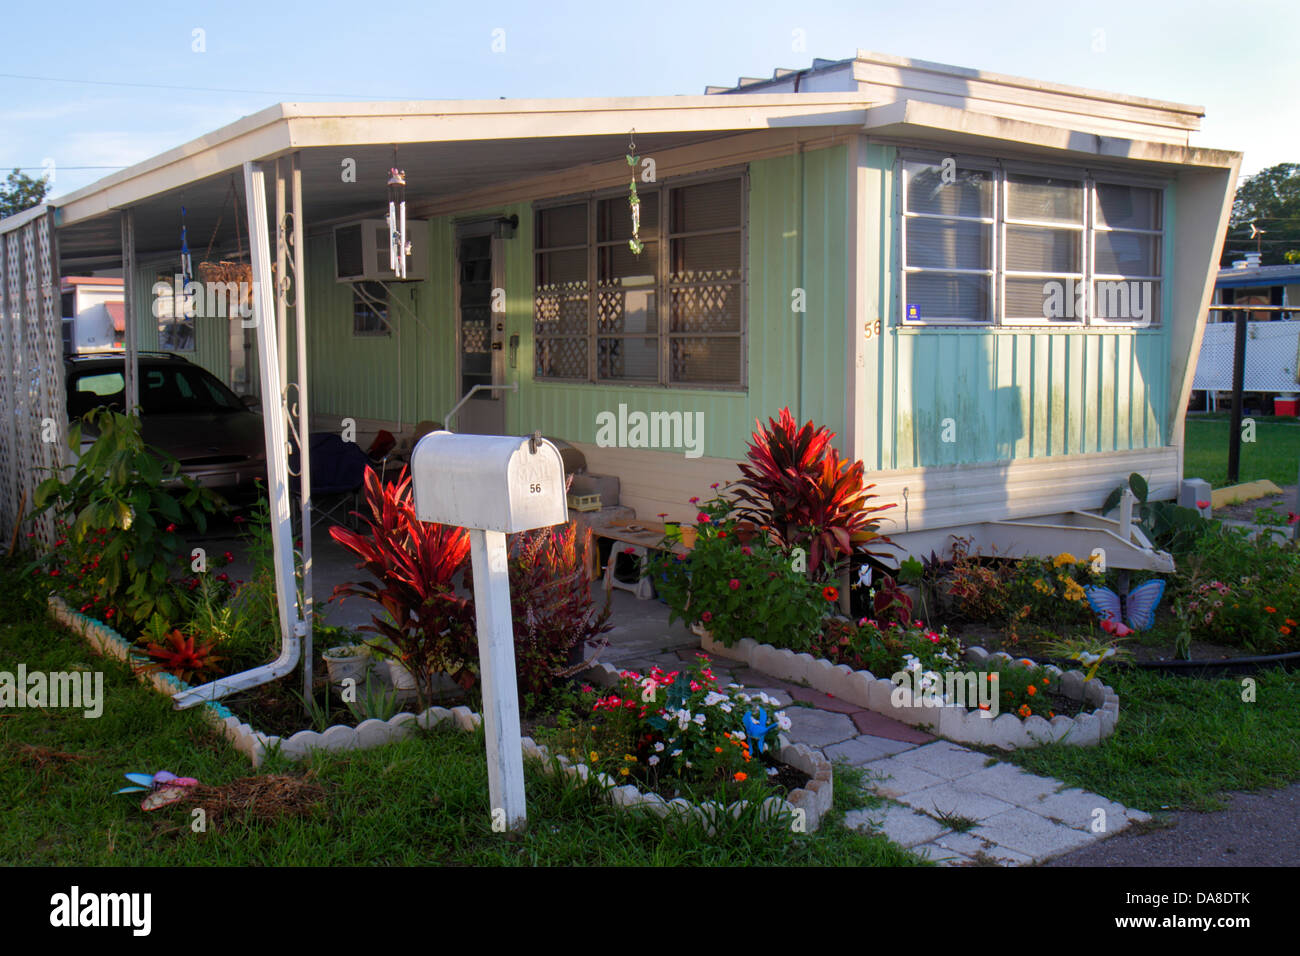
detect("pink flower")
[1196,500,1210,509]
[701,611,713,623]
[689,497,700,504]
[710,483,720,490]
[697,512,710,523]
[741,546,752,556]
[729,579,740,590]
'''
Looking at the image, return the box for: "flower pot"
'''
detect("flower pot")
[322,646,369,686]
[679,526,698,548]
[663,522,681,542]
[386,658,418,691]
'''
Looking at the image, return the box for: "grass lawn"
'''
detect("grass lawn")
[0,567,918,867]
[1183,414,1300,488]
[1002,666,1300,813]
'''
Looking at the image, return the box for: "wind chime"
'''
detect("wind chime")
[626,131,643,255]
[178,205,194,317]
[387,153,410,278]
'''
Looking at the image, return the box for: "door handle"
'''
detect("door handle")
[509,333,520,368]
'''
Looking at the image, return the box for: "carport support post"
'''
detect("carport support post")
[468,527,527,831]
[1227,308,1247,485]
[120,209,138,414]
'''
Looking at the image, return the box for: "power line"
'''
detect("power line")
[0,71,385,99]
[6,165,126,170]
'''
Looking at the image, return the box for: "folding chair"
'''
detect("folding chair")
[289,432,372,531]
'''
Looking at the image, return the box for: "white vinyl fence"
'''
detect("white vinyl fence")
[1192,319,1300,394]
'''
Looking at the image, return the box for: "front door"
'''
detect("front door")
[454,223,506,435]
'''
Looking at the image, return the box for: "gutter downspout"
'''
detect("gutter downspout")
[172,158,304,708]
[795,139,806,422]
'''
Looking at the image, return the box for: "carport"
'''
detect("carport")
[39,92,874,707]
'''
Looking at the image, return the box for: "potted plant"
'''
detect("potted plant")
[321,642,371,686]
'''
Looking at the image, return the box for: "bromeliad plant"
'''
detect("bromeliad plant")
[329,466,477,710]
[731,407,895,580]
[30,408,225,629]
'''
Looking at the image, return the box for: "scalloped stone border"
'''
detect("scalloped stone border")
[47,595,831,829]
[694,628,1119,750]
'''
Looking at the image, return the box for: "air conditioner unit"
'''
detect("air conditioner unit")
[333,219,429,282]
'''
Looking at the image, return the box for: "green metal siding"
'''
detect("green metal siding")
[861,142,1173,472]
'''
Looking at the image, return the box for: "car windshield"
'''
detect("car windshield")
[68,363,246,418]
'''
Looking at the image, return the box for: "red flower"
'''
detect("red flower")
[105,608,115,619]
[823,585,839,602]
[717,531,727,538]
[1196,500,1210,509]
[701,611,713,623]
[233,515,246,524]
[697,512,710,523]
[729,579,740,590]
[741,546,752,556]
[1289,512,1299,526]
[623,546,636,555]
[222,551,234,562]
[165,523,176,533]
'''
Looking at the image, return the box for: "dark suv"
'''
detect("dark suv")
[64,351,267,495]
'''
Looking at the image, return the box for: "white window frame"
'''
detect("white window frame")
[897,149,1168,329]
[899,157,998,325]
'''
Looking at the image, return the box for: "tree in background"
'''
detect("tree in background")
[1222,162,1300,267]
[0,168,50,220]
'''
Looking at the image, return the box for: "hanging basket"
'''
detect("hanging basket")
[197,260,255,311]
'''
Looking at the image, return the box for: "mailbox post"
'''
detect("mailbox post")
[410,431,568,831]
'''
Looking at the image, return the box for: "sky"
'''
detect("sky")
[2,0,1296,199]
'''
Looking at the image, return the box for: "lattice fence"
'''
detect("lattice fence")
[0,208,66,552]
[1192,320,1300,393]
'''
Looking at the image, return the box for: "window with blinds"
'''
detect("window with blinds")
[534,172,745,387]
[900,157,1164,327]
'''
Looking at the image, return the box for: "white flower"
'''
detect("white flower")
[766,767,779,776]
[719,702,733,714]
[670,749,683,757]
[692,713,706,726]
[648,755,659,766]
[903,654,921,673]
[776,712,792,731]
[702,691,728,708]
[674,709,692,730]
[653,741,665,752]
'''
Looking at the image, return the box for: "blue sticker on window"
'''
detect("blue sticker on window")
[906,304,921,322]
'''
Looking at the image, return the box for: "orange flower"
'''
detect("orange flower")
[1265,606,1277,614]
[1287,618,1297,626]
[1048,711,1055,718]
[823,586,839,602]
[733,772,747,782]
[1282,626,1292,635]
[714,746,723,753]
[1017,704,1031,718]
[1026,685,1037,696]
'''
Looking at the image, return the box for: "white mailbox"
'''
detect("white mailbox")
[407,429,570,832]
[410,431,568,533]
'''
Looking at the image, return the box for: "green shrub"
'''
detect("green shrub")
[30,408,224,629]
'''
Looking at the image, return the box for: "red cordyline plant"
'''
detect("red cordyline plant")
[731,408,895,579]
[467,523,612,698]
[329,466,477,710]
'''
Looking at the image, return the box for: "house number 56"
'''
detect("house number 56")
[864,319,881,339]
[529,483,543,494]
